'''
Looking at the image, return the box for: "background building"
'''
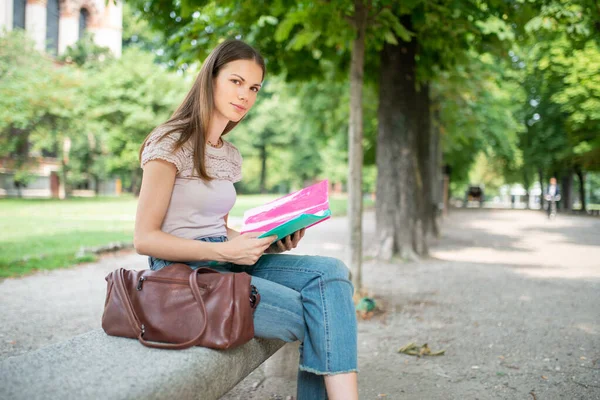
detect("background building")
[1,0,122,57]
[0,0,123,198]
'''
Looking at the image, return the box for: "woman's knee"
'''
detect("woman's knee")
[251,276,306,343]
[316,257,351,282]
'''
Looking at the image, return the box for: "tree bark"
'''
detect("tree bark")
[538,168,545,210]
[94,174,100,196]
[561,172,573,211]
[61,160,70,199]
[376,21,419,262]
[131,170,142,197]
[523,171,530,210]
[430,105,441,237]
[348,0,367,291]
[443,167,450,217]
[575,167,586,212]
[415,83,431,256]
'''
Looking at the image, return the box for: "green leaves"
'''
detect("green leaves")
[475,16,515,41]
[377,8,413,42]
[0,31,82,159]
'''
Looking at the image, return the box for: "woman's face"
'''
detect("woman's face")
[213,59,263,123]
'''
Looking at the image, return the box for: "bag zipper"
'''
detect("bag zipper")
[250,285,259,309]
[137,275,209,291]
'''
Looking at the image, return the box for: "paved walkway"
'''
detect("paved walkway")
[1,209,599,399]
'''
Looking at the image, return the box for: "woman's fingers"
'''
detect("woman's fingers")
[290,231,300,248]
[285,235,294,250]
[292,229,305,248]
[275,239,286,252]
[264,229,306,254]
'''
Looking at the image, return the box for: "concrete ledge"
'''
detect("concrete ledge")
[1,329,285,400]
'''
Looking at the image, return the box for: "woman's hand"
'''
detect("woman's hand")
[264,228,306,254]
[222,232,276,265]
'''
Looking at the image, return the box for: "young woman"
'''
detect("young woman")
[134,39,358,400]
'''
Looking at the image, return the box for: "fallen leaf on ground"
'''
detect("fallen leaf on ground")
[529,391,537,400]
[541,375,548,380]
[398,342,445,357]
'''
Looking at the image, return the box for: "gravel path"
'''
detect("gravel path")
[1,209,599,399]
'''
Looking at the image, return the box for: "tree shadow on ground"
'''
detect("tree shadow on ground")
[523,222,600,247]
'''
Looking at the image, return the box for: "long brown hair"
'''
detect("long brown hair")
[139,39,266,181]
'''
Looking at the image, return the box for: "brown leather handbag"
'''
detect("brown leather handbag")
[101,263,260,350]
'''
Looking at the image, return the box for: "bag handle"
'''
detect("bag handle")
[114,268,209,350]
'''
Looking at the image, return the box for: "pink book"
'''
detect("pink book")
[240,180,331,242]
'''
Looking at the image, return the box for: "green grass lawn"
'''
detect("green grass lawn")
[0,194,374,278]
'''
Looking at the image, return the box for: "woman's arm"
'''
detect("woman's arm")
[133,159,228,262]
[224,213,241,240]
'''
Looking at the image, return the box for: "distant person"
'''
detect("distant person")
[545,177,561,218]
[134,39,357,399]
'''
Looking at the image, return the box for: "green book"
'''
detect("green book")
[257,209,331,242]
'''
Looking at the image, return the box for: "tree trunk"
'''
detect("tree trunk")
[131,170,142,197]
[347,0,367,292]
[443,167,450,217]
[575,167,586,212]
[523,171,530,210]
[259,143,267,194]
[415,83,431,256]
[61,137,72,198]
[61,160,70,199]
[94,175,100,196]
[561,172,573,211]
[376,20,419,262]
[538,168,545,210]
[430,105,441,237]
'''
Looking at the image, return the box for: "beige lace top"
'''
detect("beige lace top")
[140,126,242,240]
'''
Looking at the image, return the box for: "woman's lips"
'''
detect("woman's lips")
[231,103,246,112]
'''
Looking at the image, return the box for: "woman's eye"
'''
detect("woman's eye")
[231,79,240,85]
[251,87,259,93]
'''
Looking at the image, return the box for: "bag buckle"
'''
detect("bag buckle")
[249,285,258,308]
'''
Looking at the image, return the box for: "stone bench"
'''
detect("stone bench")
[0,329,287,400]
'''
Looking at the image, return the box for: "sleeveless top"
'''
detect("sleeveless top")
[140,125,242,240]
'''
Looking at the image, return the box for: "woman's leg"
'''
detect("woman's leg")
[243,254,358,400]
[323,373,358,400]
[249,275,305,343]
[244,275,332,399]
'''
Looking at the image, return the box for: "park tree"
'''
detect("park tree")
[0,30,86,196]
[83,48,188,194]
[516,0,600,211]
[127,0,406,291]
[373,0,521,259]
[433,51,524,195]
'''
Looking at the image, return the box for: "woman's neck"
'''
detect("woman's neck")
[207,112,229,144]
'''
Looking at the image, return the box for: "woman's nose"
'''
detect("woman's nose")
[238,87,248,101]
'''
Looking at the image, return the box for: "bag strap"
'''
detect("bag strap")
[114,268,209,350]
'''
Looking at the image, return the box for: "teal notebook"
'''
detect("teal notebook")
[257,209,332,242]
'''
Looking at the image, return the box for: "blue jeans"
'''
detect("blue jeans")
[148,235,358,399]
